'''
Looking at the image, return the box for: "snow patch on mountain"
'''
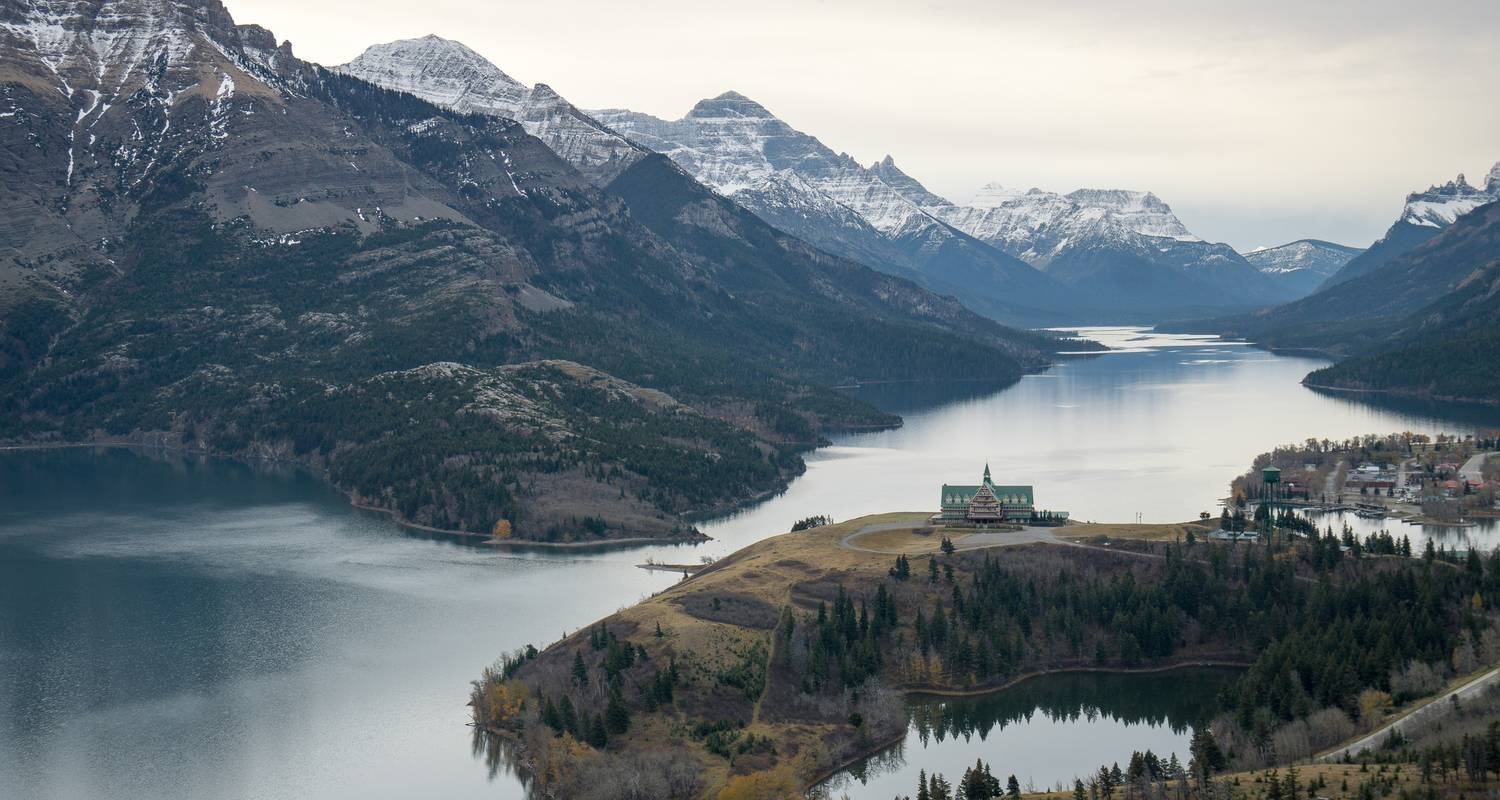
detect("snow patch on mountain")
[1242,239,1363,277]
[924,183,1204,268]
[593,96,956,240]
[338,36,644,183]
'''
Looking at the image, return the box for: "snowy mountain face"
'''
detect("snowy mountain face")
[593,92,944,235]
[910,179,1299,304]
[1319,162,1500,289]
[1242,239,1364,297]
[1396,168,1500,228]
[923,183,1199,260]
[338,36,646,184]
[1244,240,1363,276]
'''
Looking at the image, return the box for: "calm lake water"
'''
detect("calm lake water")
[816,669,1242,800]
[3,327,1498,799]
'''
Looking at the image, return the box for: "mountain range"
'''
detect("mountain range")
[0,0,1084,542]
[340,36,1376,323]
[592,93,1300,319]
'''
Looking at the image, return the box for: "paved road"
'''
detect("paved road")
[1324,459,1346,503]
[1319,665,1500,761]
[1460,452,1495,484]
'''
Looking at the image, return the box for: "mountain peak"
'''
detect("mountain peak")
[1065,188,1198,241]
[1398,163,1500,228]
[869,155,951,208]
[339,36,527,116]
[687,91,774,120]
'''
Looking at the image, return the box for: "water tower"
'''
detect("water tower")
[1261,466,1282,540]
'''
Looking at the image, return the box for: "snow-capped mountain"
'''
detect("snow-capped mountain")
[339,36,646,184]
[591,92,1076,323]
[1321,163,1500,288]
[907,178,1295,306]
[1398,169,1500,228]
[1242,239,1364,296]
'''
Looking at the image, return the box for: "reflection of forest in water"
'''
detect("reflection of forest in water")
[842,379,1026,415]
[473,728,537,796]
[832,669,1240,792]
[907,668,1240,747]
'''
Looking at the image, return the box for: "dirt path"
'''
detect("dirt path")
[1319,664,1500,761]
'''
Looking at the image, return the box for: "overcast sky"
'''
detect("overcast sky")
[226,0,1499,251]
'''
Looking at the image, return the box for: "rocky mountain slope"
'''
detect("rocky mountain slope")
[591,93,1083,325]
[1320,165,1500,289]
[1243,239,1364,296]
[0,0,1074,542]
[342,39,1297,323]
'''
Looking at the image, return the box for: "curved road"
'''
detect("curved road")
[1319,665,1500,761]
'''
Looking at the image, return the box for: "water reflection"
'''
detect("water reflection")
[472,728,535,790]
[820,668,1240,799]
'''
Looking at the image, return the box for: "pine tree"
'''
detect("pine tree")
[918,769,931,800]
[586,712,608,747]
[542,695,561,734]
[605,686,630,734]
[572,650,589,685]
[559,694,578,737]
[930,773,953,800]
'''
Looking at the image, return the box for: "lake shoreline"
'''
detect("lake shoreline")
[0,440,733,550]
[1302,380,1500,409]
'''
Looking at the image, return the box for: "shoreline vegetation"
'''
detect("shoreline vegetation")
[1301,381,1500,409]
[0,440,724,548]
[470,502,1500,799]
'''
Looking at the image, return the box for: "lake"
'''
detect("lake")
[815,668,1242,800]
[3,327,1497,799]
